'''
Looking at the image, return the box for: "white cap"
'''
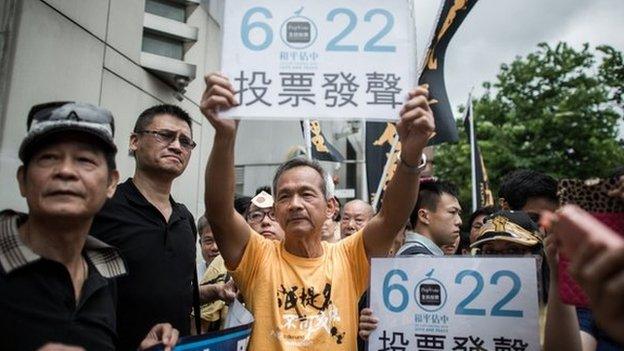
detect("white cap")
[251,191,274,208]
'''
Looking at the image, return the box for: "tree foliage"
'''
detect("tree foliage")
[435,42,624,214]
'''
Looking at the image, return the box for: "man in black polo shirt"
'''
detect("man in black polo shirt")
[0,102,178,350]
[91,105,198,350]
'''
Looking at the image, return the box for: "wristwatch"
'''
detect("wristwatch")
[398,153,427,174]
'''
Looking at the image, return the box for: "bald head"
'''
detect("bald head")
[340,200,375,238]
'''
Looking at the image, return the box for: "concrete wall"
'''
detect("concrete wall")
[0,0,218,216]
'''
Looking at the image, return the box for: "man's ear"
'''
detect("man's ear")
[498,198,510,210]
[418,208,429,225]
[325,197,337,219]
[17,166,27,197]
[129,133,139,156]
[106,170,120,198]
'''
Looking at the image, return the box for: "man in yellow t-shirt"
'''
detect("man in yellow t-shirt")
[200,72,435,350]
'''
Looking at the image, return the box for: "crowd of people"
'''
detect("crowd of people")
[0,74,622,351]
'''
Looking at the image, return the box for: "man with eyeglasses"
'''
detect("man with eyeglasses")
[91,104,200,350]
[194,215,236,333]
[245,191,284,241]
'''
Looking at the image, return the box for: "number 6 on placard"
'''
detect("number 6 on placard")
[241,7,273,51]
[382,269,409,312]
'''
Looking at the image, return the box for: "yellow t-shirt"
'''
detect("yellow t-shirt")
[230,228,370,350]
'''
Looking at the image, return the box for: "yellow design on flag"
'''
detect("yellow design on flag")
[310,120,329,153]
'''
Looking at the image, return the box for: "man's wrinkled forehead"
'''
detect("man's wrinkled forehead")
[343,201,374,218]
[275,166,325,195]
[27,133,104,162]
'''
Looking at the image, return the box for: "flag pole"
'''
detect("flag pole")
[467,94,478,213]
[361,119,369,201]
[303,119,313,160]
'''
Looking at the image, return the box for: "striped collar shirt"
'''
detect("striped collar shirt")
[0,210,126,278]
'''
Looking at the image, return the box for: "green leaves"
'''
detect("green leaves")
[435,42,624,217]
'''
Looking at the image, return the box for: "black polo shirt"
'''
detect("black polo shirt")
[91,178,197,351]
[0,211,127,351]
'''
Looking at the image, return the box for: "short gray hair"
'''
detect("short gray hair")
[197,215,210,235]
[272,157,329,199]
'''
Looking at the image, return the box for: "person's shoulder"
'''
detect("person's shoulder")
[398,243,433,256]
[111,178,133,197]
[101,179,132,208]
[334,229,365,247]
[245,229,281,259]
[168,192,194,219]
[0,209,25,222]
[175,202,194,219]
[327,230,366,257]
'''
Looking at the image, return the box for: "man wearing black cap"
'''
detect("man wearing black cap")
[0,102,178,350]
[90,105,200,350]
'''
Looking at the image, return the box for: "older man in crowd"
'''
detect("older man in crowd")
[0,102,177,351]
[340,199,375,239]
[201,72,434,350]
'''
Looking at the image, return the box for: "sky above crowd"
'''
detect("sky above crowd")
[413,0,624,134]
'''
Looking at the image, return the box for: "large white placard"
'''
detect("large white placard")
[220,0,417,121]
[369,257,540,351]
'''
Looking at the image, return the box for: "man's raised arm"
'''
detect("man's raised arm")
[201,73,250,269]
[362,87,435,257]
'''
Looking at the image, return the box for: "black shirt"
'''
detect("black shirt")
[91,179,197,351]
[0,211,127,351]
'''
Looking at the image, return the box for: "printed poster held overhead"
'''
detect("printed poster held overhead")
[220,0,417,121]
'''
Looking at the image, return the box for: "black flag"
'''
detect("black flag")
[463,97,494,211]
[365,122,401,208]
[420,0,479,145]
[300,120,345,162]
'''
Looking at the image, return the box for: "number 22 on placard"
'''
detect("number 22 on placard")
[455,270,523,317]
[382,269,524,317]
[241,7,396,52]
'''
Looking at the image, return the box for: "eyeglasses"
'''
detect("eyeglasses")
[246,209,276,224]
[136,129,196,150]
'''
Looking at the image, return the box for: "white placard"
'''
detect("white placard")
[369,257,540,351]
[220,0,417,121]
